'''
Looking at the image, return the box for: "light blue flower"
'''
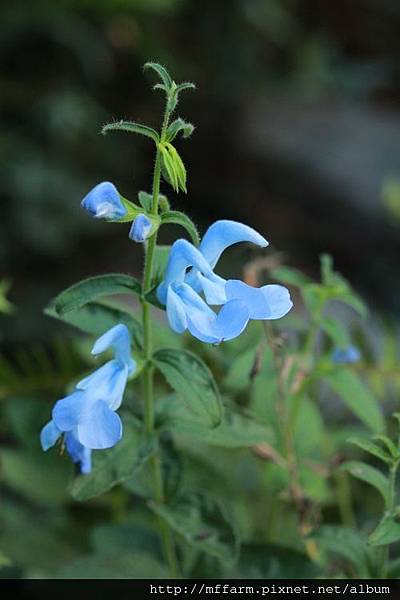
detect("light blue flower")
[157,220,293,343]
[332,345,361,364]
[40,324,135,473]
[81,181,127,220]
[129,214,152,242]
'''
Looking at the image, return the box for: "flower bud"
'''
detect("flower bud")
[129,214,153,242]
[81,181,127,220]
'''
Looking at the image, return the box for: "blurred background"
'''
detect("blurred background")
[1,0,400,578]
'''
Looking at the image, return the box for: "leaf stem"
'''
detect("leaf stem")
[141,101,180,578]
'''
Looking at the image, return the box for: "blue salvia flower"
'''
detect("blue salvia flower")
[129,214,152,242]
[157,221,293,343]
[40,324,135,473]
[81,181,127,220]
[332,345,361,364]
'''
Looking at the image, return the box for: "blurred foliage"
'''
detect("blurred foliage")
[1,252,400,578]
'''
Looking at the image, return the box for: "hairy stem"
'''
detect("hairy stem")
[381,460,399,578]
[141,106,180,578]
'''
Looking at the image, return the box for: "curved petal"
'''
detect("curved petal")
[157,239,219,305]
[91,324,132,366]
[332,345,361,364]
[77,360,129,411]
[175,283,220,343]
[77,399,122,450]
[129,214,152,243]
[40,420,61,451]
[197,273,227,305]
[52,390,86,432]
[81,182,126,220]
[199,220,268,269]
[215,299,250,341]
[225,280,293,320]
[166,285,188,333]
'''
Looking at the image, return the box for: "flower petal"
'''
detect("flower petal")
[157,239,219,304]
[197,273,227,305]
[40,420,61,451]
[215,299,250,341]
[166,285,188,333]
[199,220,268,269]
[77,360,129,411]
[52,390,86,432]
[81,182,126,220]
[65,432,92,474]
[77,399,122,449]
[91,324,133,368]
[129,214,152,242]
[225,280,293,320]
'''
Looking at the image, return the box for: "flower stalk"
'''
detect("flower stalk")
[141,100,180,578]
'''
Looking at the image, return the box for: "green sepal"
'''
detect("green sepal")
[113,197,161,236]
[159,142,187,193]
[101,120,159,144]
[161,210,200,246]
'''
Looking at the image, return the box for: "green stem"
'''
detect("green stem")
[141,106,180,578]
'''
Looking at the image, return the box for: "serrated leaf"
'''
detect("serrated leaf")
[153,349,223,428]
[368,515,400,546]
[161,211,199,245]
[149,494,239,564]
[102,121,159,143]
[49,274,142,316]
[348,436,392,464]
[320,317,351,349]
[158,395,274,448]
[144,62,172,89]
[45,300,143,348]
[321,369,384,433]
[341,460,389,505]
[69,416,155,501]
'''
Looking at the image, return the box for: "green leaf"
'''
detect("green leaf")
[161,211,200,245]
[315,526,372,577]
[101,120,159,143]
[270,266,312,288]
[368,515,400,546]
[56,551,168,578]
[45,300,143,348]
[153,349,223,428]
[348,436,392,464]
[149,494,239,564]
[69,416,155,501]
[373,434,400,459]
[166,118,195,142]
[341,460,389,506]
[138,191,153,212]
[160,144,178,191]
[158,395,274,448]
[143,61,172,90]
[320,317,351,349]
[175,82,196,94]
[321,369,384,433]
[49,273,142,316]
